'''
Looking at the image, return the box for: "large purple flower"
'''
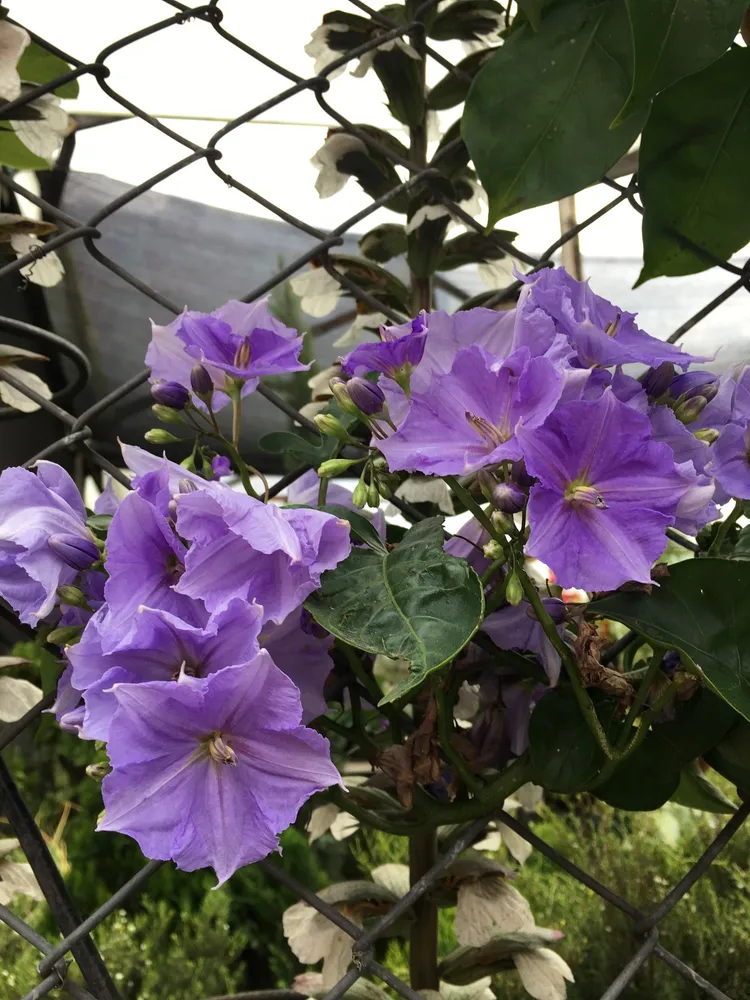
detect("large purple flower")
[516,268,710,370]
[708,422,750,499]
[260,609,334,724]
[120,442,216,519]
[98,659,342,884]
[518,390,686,591]
[173,488,351,624]
[68,599,265,740]
[483,599,566,686]
[340,324,427,385]
[648,404,717,533]
[0,462,97,624]
[102,491,206,648]
[147,299,309,411]
[379,345,562,476]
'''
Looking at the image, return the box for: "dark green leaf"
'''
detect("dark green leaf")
[259,431,327,465]
[86,513,113,538]
[426,49,496,111]
[463,0,646,226]
[615,0,746,123]
[359,223,407,264]
[671,761,737,814]
[638,48,750,283]
[596,737,681,810]
[731,524,750,560]
[331,253,411,315]
[516,0,543,30]
[438,229,518,270]
[647,688,737,766]
[305,517,484,703]
[406,197,452,279]
[428,0,504,41]
[590,559,750,722]
[529,688,620,793]
[704,719,750,792]
[0,128,49,170]
[16,41,79,98]
[372,48,424,128]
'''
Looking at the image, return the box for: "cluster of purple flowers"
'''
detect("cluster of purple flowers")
[341,267,737,592]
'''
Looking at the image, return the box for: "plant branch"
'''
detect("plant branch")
[708,499,743,556]
[433,676,482,794]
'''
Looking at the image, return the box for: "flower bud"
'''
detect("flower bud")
[375,475,393,500]
[640,362,675,399]
[48,533,99,571]
[482,539,505,560]
[476,469,497,503]
[57,585,89,609]
[144,428,180,444]
[317,458,359,478]
[347,377,386,416]
[190,364,214,398]
[367,477,380,508]
[151,380,189,410]
[151,404,184,425]
[490,510,513,535]
[47,624,83,646]
[314,413,350,440]
[505,573,523,606]
[491,481,526,514]
[86,762,111,781]
[674,395,708,424]
[510,458,534,489]
[351,478,368,508]
[329,377,361,416]
[694,427,720,444]
[683,381,718,402]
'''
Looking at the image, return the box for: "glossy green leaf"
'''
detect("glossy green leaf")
[0,128,48,170]
[638,48,750,283]
[704,719,750,792]
[16,41,79,98]
[616,0,745,123]
[259,431,327,465]
[596,737,681,810]
[529,688,620,793]
[671,761,737,814]
[590,558,750,723]
[463,0,646,226]
[305,517,484,703]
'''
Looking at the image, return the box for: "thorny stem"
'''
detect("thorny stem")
[433,676,482,793]
[708,498,743,556]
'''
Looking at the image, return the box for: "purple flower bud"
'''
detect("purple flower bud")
[48,533,99,571]
[669,370,717,399]
[347,377,386,416]
[211,455,232,479]
[640,362,675,399]
[491,481,526,514]
[190,364,213,397]
[151,380,189,410]
[510,458,534,489]
[663,650,682,674]
[684,381,718,402]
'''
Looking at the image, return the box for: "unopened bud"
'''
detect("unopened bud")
[511,458,534,489]
[314,413,350,440]
[482,539,505,560]
[675,395,708,424]
[233,336,252,370]
[683,380,718,402]
[367,477,380,508]
[347,377,386,416]
[57,585,89,609]
[476,469,497,503]
[352,478,368,508]
[695,427,720,444]
[86,762,111,781]
[145,428,180,444]
[640,362,675,399]
[505,573,523,606]
[375,475,393,500]
[317,458,358,478]
[190,364,214,398]
[151,403,184,424]
[151,380,189,410]
[329,377,360,416]
[490,510,513,534]
[47,624,83,646]
[491,481,526,514]
[48,533,99,571]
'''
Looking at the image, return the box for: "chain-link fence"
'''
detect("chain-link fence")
[1,3,749,999]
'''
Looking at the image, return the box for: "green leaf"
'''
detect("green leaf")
[438,229,518,270]
[516,0,543,30]
[615,0,746,123]
[0,128,49,170]
[529,687,620,792]
[10,641,61,697]
[463,0,646,226]
[359,224,407,264]
[704,719,750,792]
[86,513,113,538]
[637,48,750,283]
[428,0,505,41]
[16,40,79,98]
[590,558,750,723]
[671,761,737,814]
[305,517,484,703]
[259,431,327,465]
[426,48,496,111]
[596,737,682,810]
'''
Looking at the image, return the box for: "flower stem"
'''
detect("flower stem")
[433,676,482,793]
[614,649,664,753]
[444,476,498,541]
[708,499,743,556]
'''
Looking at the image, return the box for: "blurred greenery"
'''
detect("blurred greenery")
[2,714,749,1000]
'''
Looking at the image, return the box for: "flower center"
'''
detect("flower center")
[565,482,608,509]
[605,313,621,338]
[465,411,507,447]
[233,336,251,369]
[208,732,238,766]
[164,552,185,584]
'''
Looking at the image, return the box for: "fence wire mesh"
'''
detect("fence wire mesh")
[0,2,749,999]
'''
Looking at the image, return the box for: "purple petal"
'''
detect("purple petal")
[709,422,750,499]
[261,609,333,723]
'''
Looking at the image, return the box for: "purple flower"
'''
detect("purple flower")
[173,488,351,624]
[483,599,566,685]
[101,491,206,649]
[48,534,99,572]
[708,421,750,499]
[211,455,232,479]
[120,442,215,519]
[517,390,686,591]
[98,659,342,884]
[50,662,84,735]
[147,299,309,411]
[648,405,717,532]
[260,609,334,723]
[516,268,711,370]
[340,329,426,383]
[94,477,121,516]
[69,599,265,740]
[379,345,562,476]
[0,462,95,624]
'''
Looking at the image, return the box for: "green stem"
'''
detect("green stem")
[615,649,664,753]
[231,385,242,448]
[518,569,615,761]
[348,684,380,761]
[480,556,505,588]
[338,642,405,742]
[433,676,482,793]
[318,443,342,507]
[708,499,743,556]
[444,476,499,542]
[330,787,423,836]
